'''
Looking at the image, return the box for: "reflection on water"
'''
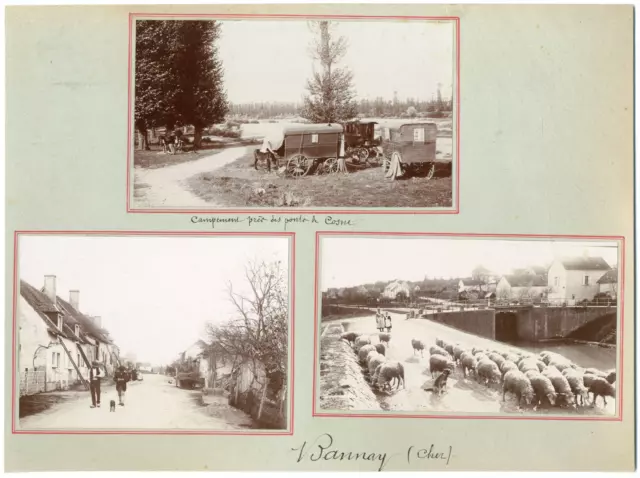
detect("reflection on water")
[509,341,616,370]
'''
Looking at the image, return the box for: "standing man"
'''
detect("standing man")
[88,361,103,408]
[114,365,130,406]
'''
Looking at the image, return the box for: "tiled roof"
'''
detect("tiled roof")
[503,274,547,287]
[460,278,485,286]
[559,256,611,271]
[597,269,618,284]
[20,280,69,339]
[57,298,111,344]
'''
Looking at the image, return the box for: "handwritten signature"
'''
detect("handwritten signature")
[291,433,452,471]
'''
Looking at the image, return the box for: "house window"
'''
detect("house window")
[75,324,79,336]
[554,277,559,287]
[583,275,590,286]
[413,128,425,142]
[57,315,63,330]
[311,134,319,144]
[52,352,56,368]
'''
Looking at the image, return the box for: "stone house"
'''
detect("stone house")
[547,256,612,302]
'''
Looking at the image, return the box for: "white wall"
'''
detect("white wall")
[547,261,567,300]
[564,270,607,301]
[18,296,52,373]
[496,277,511,298]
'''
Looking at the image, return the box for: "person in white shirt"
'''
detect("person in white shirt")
[88,361,104,408]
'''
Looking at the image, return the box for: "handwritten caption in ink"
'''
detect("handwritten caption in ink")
[291,433,453,472]
[190,215,354,230]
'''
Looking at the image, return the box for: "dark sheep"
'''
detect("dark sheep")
[376,361,405,391]
[589,377,615,407]
[502,370,535,407]
[429,354,455,378]
[444,343,455,356]
[340,332,358,345]
[562,369,590,406]
[435,337,445,348]
[411,338,426,357]
[582,373,598,389]
[378,333,391,345]
[528,373,557,407]
[606,371,616,384]
[375,343,386,356]
[477,359,501,385]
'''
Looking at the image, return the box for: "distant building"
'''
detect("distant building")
[458,278,486,293]
[597,269,618,297]
[547,256,611,302]
[382,280,412,299]
[496,274,548,300]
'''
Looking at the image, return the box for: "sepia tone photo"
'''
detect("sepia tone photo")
[316,235,621,418]
[14,233,291,433]
[130,17,457,211]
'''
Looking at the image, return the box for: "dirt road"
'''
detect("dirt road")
[133,146,248,209]
[19,373,254,431]
[334,312,616,416]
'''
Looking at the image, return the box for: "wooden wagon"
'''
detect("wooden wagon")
[264,124,344,177]
[343,120,381,164]
[379,122,441,180]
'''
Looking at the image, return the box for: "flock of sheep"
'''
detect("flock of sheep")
[341,329,617,412]
[340,331,405,392]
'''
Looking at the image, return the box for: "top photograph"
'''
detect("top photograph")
[128,15,459,213]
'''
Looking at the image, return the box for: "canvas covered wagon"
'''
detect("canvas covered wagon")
[379,122,443,180]
[257,123,345,177]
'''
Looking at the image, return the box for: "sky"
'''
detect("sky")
[18,235,289,366]
[320,238,619,290]
[217,19,454,104]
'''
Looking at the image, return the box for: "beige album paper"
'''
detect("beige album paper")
[4,3,636,472]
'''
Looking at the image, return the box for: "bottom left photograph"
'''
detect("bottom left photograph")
[13,232,292,434]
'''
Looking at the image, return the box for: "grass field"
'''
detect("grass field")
[186,152,453,208]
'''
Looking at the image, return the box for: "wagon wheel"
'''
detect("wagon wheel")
[356,147,369,162]
[321,157,339,174]
[286,154,312,178]
[384,151,403,180]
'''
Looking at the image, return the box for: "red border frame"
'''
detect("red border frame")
[126,13,460,215]
[312,231,626,421]
[11,230,295,436]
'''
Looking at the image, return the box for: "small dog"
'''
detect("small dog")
[110,400,116,412]
[424,369,451,396]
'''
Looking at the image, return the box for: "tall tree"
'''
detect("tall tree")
[134,20,228,149]
[173,21,228,149]
[301,21,357,124]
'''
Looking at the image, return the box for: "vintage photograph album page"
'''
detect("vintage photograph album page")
[4,3,635,473]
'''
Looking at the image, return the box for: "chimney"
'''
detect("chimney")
[92,316,102,329]
[69,290,80,310]
[43,275,57,304]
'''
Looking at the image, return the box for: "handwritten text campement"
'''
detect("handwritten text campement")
[291,433,452,472]
[190,215,355,230]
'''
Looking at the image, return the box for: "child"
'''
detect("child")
[385,314,393,332]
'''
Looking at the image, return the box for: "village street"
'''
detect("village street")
[19,373,255,431]
[133,146,249,209]
[335,311,617,416]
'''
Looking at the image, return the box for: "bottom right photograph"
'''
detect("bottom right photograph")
[315,234,622,419]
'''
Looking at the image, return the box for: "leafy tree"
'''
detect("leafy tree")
[134,20,228,149]
[301,21,358,124]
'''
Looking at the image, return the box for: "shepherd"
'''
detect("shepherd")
[375,308,385,332]
[88,361,104,409]
[114,365,130,406]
